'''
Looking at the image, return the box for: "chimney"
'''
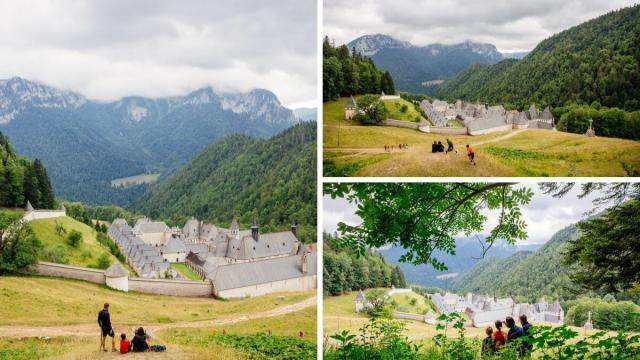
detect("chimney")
[291,220,297,237]
[301,251,308,274]
[251,217,259,242]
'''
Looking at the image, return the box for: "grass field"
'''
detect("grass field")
[111,173,160,187]
[1,207,25,215]
[171,263,202,281]
[0,275,315,359]
[323,98,640,176]
[382,98,423,122]
[30,216,120,269]
[0,275,313,326]
[389,291,436,315]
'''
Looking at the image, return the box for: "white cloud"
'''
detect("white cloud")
[0,0,317,108]
[324,0,636,51]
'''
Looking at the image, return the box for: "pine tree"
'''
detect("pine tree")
[32,159,54,209]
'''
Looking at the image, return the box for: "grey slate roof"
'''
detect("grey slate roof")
[346,95,356,108]
[185,243,209,254]
[164,236,187,253]
[136,221,168,233]
[226,231,298,260]
[213,252,317,291]
[25,200,34,212]
[105,261,129,277]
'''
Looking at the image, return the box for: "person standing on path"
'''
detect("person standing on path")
[98,303,116,352]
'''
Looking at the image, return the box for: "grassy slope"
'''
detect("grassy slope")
[323,98,640,176]
[30,216,118,269]
[382,98,422,122]
[0,275,313,326]
[170,263,202,281]
[390,291,436,315]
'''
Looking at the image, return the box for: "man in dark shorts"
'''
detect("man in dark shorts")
[98,303,116,352]
[466,144,476,165]
[445,139,457,154]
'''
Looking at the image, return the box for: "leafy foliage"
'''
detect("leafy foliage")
[134,123,316,243]
[564,297,640,332]
[554,104,640,140]
[563,199,640,292]
[323,36,395,102]
[353,95,388,124]
[437,5,640,112]
[0,211,42,274]
[323,232,407,296]
[66,230,83,248]
[324,183,532,270]
[0,132,55,209]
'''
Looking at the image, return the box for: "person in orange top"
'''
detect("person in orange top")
[493,320,506,349]
[119,333,131,354]
[466,144,476,165]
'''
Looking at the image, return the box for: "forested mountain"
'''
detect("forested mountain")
[323,36,395,102]
[347,34,505,94]
[0,132,54,209]
[450,225,579,303]
[132,122,316,242]
[324,232,407,296]
[437,5,640,111]
[380,237,541,288]
[0,77,299,205]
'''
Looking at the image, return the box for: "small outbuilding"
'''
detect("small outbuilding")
[105,262,129,292]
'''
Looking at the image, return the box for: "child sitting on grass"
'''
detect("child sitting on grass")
[119,333,131,354]
[481,326,495,356]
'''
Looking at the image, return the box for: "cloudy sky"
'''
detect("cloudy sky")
[0,0,317,108]
[324,0,637,52]
[323,183,605,245]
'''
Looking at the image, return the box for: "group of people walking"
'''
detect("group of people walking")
[384,143,409,151]
[98,303,165,354]
[431,138,476,165]
[481,315,533,356]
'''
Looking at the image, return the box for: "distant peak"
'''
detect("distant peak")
[348,34,411,56]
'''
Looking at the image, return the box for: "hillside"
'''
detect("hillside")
[133,122,316,241]
[380,238,541,288]
[0,77,299,205]
[30,216,120,269]
[450,225,579,303]
[0,132,54,209]
[349,35,504,94]
[437,5,640,111]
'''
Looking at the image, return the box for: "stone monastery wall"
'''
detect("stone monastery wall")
[25,262,213,297]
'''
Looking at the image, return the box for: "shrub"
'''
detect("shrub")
[66,230,83,248]
[41,245,67,264]
[0,212,42,274]
[91,254,111,269]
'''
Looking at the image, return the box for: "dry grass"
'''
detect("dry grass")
[323,98,640,176]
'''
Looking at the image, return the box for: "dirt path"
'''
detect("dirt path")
[0,296,316,338]
[324,129,528,154]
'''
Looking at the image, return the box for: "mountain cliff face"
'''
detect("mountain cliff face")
[347,34,506,93]
[0,77,299,204]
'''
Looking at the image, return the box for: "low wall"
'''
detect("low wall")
[468,124,512,136]
[128,277,213,297]
[22,210,66,222]
[394,311,425,322]
[387,288,412,297]
[384,119,420,130]
[429,126,468,135]
[216,274,317,299]
[29,262,106,284]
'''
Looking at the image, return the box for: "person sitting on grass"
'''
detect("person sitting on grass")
[119,333,131,354]
[131,327,150,352]
[466,144,476,165]
[98,303,116,353]
[481,326,495,356]
[493,320,506,350]
[437,141,445,152]
[519,315,533,354]
[506,316,524,342]
[431,141,438,153]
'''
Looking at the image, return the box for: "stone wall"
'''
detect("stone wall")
[29,262,106,284]
[22,210,66,222]
[428,127,468,135]
[394,311,425,322]
[468,124,512,136]
[129,277,213,297]
[384,119,420,129]
[215,274,317,299]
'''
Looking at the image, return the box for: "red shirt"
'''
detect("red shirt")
[467,146,474,154]
[120,339,130,354]
[493,330,505,346]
